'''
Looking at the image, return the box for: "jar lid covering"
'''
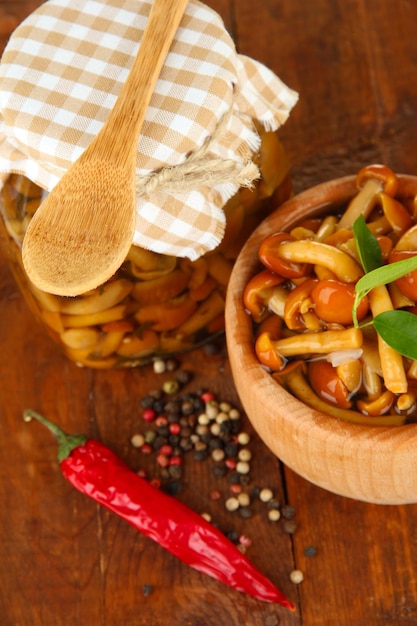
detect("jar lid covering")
[0,0,298,259]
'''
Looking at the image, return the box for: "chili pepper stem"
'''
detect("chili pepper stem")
[23,409,87,463]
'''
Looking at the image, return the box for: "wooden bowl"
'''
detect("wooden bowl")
[225,174,417,504]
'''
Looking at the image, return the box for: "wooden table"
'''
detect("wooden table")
[2,1,417,624]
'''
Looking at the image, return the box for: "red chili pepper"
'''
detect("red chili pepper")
[23,409,295,611]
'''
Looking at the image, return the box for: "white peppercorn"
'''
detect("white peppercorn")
[236,461,251,475]
[225,497,240,512]
[238,448,252,462]
[152,358,166,374]
[130,433,145,448]
[237,492,250,507]
[268,509,281,522]
[237,432,250,445]
[259,488,274,502]
[289,570,304,584]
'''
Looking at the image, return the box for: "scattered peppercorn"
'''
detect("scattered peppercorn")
[268,509,281,523]
[153,359,166,374]
[130,377,302,570]
[142,584,153,597]
[281,505,296,520]
[259,488,274,503]
[289,570,304,584]
[130,433,145,448]
[304,545,317,557]
[225,497,240,512]
[162,380,180,395]
[282,520,298,534]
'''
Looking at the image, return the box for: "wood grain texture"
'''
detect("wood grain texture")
[2,0,417,625]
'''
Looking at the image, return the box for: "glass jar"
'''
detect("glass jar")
[0,128,291,368]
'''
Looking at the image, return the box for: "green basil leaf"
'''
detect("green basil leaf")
[355,255,417,297]
[353,215,383,272]
[373,310,417,360]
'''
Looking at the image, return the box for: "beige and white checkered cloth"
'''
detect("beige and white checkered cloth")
[0,0,298,259]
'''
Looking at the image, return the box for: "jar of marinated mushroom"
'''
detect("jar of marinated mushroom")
[0,0,297,368]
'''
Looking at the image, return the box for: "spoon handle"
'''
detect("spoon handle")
[83,0,189,168]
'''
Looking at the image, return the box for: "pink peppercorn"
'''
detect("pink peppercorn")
[210,489,222,501]
[155,415,168,427]
[140,443,153,455]
[169,423,181,435]
[159,444,173,456]
[225,458,237,470]
[239,535,252,548]
[150,478,161,489]
[169,455,183,466]
[142,408,156,422]
[230,483,242,494]
[201,391,215,403]
[156,454,170,468]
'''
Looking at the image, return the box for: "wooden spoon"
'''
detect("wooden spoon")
[22,0,189,297]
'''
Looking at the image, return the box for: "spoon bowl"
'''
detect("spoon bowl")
[22,0,189,297]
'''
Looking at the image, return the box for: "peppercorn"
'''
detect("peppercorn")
[208,436,223,450]
[212,465,227,478]
[267,498,280,510]
[239,534,252,548]
[211,449,225,462]
[239,506,253,519]
[155,415,168,427]
[259,488,274,503]
[281,505,296,520]
[144,430,156,444]
[304,545,317,557]
[153,399,166,414]
[168,434,181,447]
[142,584,153,597]
[210,489,222,501]
[282,520,297,534]
[152,435,168,450]
[130,433,145,448]
[142,408,157,422]
[162,380,180,395]
[237,432,250,445]
[176,369,192,385]
[268,509,281,522]
[228,408,241,420]
[205,401,219,419]
[156,454,169,468]
[225,497,240,512]
[180,400,195,415]
[237,492,250,507]
[236,461,250,475]
[163,479,182,495]
[225,458,237,470]
[289,570,304,584]
[141,395,156,409]
[156,425,170,438]
[153,358,166,374]
[194,448,209,461]
[165,358,179,372]
[228,471,241,484]
[226,529,239,544]
[238,448,252,462]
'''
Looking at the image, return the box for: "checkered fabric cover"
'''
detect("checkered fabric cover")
[0,0,298,259]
